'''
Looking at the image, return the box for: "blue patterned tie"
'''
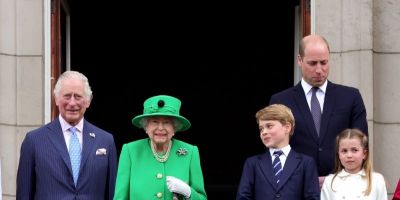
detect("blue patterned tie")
[273,150,283,184]
[311,87,321,136]
[69,127,81,186]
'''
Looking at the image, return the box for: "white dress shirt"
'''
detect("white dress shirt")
[321,169,388,200]
[59,115,84,151]
[269,145,291,169]
[301,78,327,113]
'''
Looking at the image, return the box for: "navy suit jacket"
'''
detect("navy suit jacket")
[236,149,320,200]
[17,118,117,200]
[269,81,368,176]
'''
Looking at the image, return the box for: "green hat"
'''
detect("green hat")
[132,95,191,132]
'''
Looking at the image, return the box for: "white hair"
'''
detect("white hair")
[53,70,92,100]
[140,117,182,131]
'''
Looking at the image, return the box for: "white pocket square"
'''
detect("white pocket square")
[96,148,107,155]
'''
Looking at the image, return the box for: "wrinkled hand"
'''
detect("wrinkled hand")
[166,176,191,198]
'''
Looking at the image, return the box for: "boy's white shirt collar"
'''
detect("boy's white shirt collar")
[269,145,291,157]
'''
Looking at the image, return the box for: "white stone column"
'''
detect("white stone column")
[315,0,374,147]
[315,0,374,128]
[0,0,44,199]
[373,0,400,197]
[315,0,400,197]
[1,159,2,200]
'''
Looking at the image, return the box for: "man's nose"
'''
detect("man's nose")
[68,96,78,104]
[315,64,323,73]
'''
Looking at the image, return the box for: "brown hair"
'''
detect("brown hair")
[331,128,372,195]
[255,104,295,135]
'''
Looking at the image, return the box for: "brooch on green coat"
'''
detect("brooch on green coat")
[176,148,188,156]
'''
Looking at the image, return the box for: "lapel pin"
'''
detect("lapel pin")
[89,132,96,138]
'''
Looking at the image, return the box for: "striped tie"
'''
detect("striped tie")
[69,127,81,186]
[273,150,283,184]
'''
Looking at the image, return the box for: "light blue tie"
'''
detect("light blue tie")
[69,127,81,186]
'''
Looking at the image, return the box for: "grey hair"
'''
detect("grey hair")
[140,117,183,131]
[53,71,93,100]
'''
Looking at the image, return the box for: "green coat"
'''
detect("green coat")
[114,138,207,200]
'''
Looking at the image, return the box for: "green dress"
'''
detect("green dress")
[114,138,207,200]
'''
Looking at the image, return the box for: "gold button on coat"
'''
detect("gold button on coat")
[157,192,163,198]
[156,173,163,179]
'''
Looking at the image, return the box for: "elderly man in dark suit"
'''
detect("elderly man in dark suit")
[269,34,368,187]
[17,70,117,200]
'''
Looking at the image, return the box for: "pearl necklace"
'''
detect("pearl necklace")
[151,141,172,163]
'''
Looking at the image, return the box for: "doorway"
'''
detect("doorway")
[68,1,299,199]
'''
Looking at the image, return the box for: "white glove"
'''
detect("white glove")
[166,176,191,199]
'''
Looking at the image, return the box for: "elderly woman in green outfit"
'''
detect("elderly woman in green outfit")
[114,95,207,200]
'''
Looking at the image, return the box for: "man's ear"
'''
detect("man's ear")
[297,54,303,68]
[86,95,93,108]
[54,96,60,106]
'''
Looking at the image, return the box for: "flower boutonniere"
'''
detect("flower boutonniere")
[176,148,188,156]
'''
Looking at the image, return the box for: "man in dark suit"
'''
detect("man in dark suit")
[269,34,368,187]
[17,71,117,200]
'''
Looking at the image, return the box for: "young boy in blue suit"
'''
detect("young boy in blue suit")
[237,104,320,200]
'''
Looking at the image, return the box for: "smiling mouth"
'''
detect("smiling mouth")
[155,134,167,137]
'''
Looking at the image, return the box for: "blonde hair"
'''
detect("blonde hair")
[331,128,372,195]
[255,104,295,135]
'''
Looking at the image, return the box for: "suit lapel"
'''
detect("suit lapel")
[80,120,96,174]
[292,83,319,142]
[258,152,278,188]
[46,119,74,176]
[319,81,335,141]
[276,150,301,191]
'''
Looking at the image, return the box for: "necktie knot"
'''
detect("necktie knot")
[70,127,77,135]
[312,87,319,94]
[273,150,283,157]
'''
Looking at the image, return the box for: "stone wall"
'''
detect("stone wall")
[0,0,44,199]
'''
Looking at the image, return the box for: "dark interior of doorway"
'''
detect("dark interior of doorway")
[69,1,298,199]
